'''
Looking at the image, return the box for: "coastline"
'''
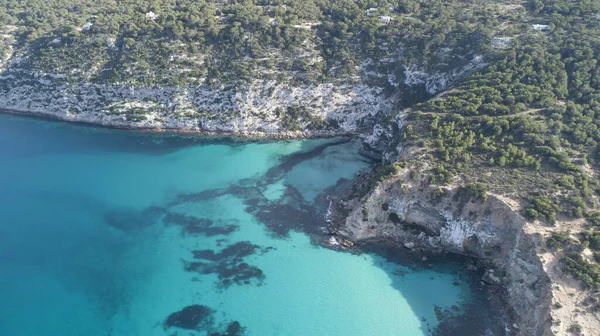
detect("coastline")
[0,107,548,335]
[319,222,517,334]
[0,108,359,140]
[328,166,554,336]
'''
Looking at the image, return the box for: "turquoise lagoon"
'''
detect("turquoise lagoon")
[0,115,500,335]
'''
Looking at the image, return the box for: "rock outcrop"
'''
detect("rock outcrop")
[334,175,553,335]
[0,43,483,136]
[0,76,392,135]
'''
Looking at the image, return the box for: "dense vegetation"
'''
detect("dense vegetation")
[0,0,518,87]
[401,0,600,289]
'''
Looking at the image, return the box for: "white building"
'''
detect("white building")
[532,24,551,31]
[379,16,392,23]
[366,8,377,16]
[146,11,157,20]
[75,22,93,31]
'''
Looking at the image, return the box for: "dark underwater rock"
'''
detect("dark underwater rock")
[104,206,166,232]
[164,304,214,330]
[163,212,238,236]
[184,241,271,289]
[209,321,246,336]
[192,241,260,262]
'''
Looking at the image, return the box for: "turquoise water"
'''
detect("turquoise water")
[0,115,482,335]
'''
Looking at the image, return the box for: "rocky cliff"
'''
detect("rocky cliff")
[0,39,483,137]
[0,75,391,136]
[332,168,553,335]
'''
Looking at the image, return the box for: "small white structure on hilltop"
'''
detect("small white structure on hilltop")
[146,11,157,19]
[75,22,93,32]
[379,16,392,23]
[532,24,551,31]
[366,8,378,16]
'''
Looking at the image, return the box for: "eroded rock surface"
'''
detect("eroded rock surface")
[334,176,553,336]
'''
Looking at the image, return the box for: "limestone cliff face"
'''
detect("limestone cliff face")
[335,178,553,336]
[0,49,483,135]
[0,75,392,135]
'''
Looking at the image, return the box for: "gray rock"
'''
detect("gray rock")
[335,178,553,336]
[482,269,502,285]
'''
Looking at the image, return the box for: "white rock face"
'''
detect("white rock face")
[439,210,495,250]
[0,72,394,135]
[0,44,484,136]
[532,24,551,31]
[402,55,486,94]
[337,177,553,336]
[491,37,513,49]
[363,124,385,147]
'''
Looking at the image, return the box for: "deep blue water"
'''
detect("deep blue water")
[0,115,501,335]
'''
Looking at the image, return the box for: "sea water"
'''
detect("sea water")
[0,115,490,336]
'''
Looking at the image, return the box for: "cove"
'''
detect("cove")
[0,115,495,335]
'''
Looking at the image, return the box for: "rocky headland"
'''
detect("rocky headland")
[329,163,554,335]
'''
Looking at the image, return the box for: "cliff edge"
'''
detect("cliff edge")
[333,166,553,335]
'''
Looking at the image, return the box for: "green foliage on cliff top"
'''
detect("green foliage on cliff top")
[563,252,600,290]
[407,0,600,223]
[0,0,520,86]
[397,0,600,289]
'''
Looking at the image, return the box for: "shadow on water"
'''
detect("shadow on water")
[363,243,514,335]
[0,113,261,158]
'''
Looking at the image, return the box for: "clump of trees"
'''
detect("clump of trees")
[546,231,572,250]
[524,194,559,224]
[400,0,600,289]
[0,0,509,86]
[456,182,488,203]
[563,252,600,290]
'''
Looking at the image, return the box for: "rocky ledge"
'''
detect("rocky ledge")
[330,168,553,336]
[0,78,392,136]
[0,48,486,137]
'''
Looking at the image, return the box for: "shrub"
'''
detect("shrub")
[568,322,582,334]
[546,231,572,250]
[562,252,600,290]
[523,195,559,224]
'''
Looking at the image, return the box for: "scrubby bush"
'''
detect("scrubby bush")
[562,252,600,290]
[546,231,572,250]
[524,195,559,224]
[456,183,489,203]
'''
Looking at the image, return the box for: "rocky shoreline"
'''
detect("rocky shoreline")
[326,166,553,336]
[323,209,518,335]
[0,108,356,140]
